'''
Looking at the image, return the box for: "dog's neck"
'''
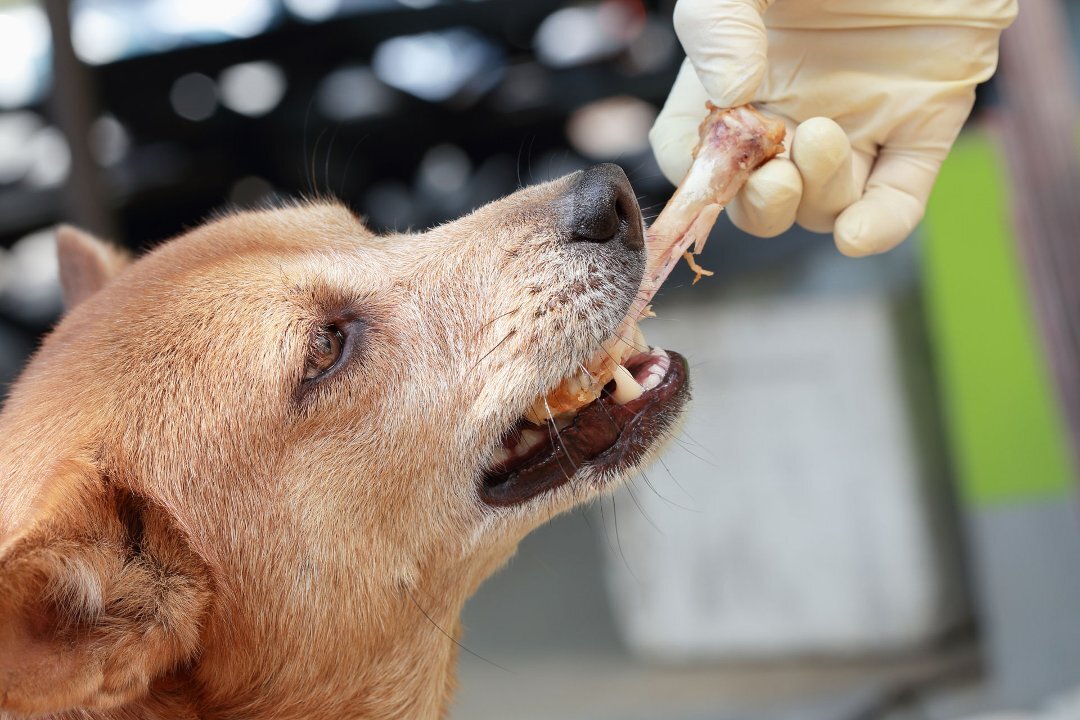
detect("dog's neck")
[40,633,461,720]
[59,602,466,720]
[187,569,472,719]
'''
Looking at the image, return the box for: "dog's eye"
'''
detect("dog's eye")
[305,326,344,380]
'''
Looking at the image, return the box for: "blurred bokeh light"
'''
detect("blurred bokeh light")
[0,4,51,108]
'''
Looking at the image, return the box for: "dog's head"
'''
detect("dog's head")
[0,165,688,718]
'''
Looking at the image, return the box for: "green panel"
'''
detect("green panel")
[922,132,1074,506]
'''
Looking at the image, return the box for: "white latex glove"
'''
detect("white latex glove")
[650,0,1017,256]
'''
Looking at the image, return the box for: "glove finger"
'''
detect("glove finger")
[649,58,712,185]
[836,86,974,256]
[851,148,874,196]
[727,156,803,238]
[834,148,946,257]
[673,0,772,108]
[790,117,857,233]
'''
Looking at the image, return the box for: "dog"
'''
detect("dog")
[0,163,689,719]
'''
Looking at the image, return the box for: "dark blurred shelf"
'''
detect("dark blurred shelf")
[0,186,65,240]
[0,0,681,249]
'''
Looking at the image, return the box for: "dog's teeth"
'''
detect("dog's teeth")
[611,363,644,404]
[524,403,551,425]
[641,371,664,392]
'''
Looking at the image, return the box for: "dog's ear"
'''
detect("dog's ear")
[0,461,210,716]
[55,225,132,310]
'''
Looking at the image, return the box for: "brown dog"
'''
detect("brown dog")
[0,164,688,719]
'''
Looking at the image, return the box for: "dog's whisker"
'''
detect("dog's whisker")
[624,475,663,534]
[540,392,581,481]
[528,344,579,484]
[681,430,714,456]
[573,504,594,531]
[595,489,612,554]
[656,453,696,504]
[324,123,342,200]
[639,466,699,513]
[578,363,623,437]
[310,126,330,201]
[608,329,650,354]
[473,305,522,342]
[469,330,517,374]
[526,136,537,184]
[676,431,721,466]
[610,492,639,583]
[339,133,369,197]
[301,92,316,196]
[587,329,638,371]
[515,134,536,189]
[402,586,513,674]
[672,436,716,467]
[557,324,620,562]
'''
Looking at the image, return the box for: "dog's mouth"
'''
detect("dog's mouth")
[479,345,688,507]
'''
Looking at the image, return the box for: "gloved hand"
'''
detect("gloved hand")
[649,0,1018,256]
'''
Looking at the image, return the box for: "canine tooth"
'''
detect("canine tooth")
[611,364,644,404]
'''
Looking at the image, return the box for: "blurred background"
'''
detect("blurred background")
[1,0,1079,718]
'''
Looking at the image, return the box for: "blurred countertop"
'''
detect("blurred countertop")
[455,510,980,720]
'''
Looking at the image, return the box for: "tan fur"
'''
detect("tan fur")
[55,225,132,310]
[0,179,673,719]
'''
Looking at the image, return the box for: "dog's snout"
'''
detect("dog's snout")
[563,164,643,250]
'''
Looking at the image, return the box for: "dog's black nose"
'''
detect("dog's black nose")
[563,164,643,250]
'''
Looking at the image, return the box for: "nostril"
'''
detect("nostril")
[566,163,639,246]
[574,196,621,243]
[614,190,632,225]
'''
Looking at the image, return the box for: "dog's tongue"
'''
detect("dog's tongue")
[530,104,787,422]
